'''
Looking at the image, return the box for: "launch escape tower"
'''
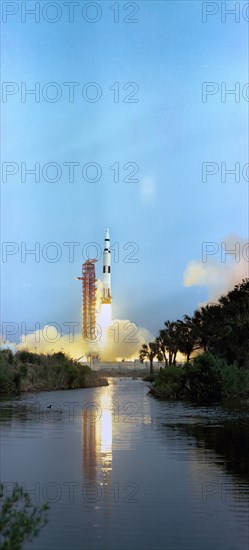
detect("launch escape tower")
[77,259,97,340]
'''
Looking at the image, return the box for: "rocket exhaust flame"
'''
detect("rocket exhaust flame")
[98,303,112,347]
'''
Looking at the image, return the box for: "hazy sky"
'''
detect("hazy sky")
[2,1,248,341]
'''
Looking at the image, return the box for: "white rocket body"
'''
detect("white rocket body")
[102,228,111,304]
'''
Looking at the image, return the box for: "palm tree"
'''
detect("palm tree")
[217,279,249,365]
[156,335,168,367]
[192,304,222,355]
[174,315,199,362]
[159,321,179,365]
[139,341,163,376]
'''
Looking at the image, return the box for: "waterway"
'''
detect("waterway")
[1,378,248,549]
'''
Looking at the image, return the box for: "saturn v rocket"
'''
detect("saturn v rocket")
[102,228,112,304]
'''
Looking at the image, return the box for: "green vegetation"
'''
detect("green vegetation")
[141,279,249,369]
[151,353,249,402]
[0,483,49,550]
[0,351,108,394]
[139,280,249,403]
[139,342,163,376]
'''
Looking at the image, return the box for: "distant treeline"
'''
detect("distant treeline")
[140,279,249,402]
[0,351,108,394]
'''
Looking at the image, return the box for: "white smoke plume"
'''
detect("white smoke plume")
[98,319,153,361]
[10,320,152,362]
[15,325,95,360]
[183,234,248,303]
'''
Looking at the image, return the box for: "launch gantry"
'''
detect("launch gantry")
[77,259,97,341]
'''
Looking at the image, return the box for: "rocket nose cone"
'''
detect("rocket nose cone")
[105,227,110,239]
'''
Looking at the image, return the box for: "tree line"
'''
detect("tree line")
[139,279,249,375]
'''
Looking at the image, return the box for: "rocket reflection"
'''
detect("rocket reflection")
[82,390,113,510]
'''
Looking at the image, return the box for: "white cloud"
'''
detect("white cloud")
[183,235,248,303]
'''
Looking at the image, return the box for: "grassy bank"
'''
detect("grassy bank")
[150,353,249,403]
[0,350,108,394]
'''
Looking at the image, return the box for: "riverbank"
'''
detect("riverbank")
[0,350,108,393]
[98,368,147,378]
[150,353,249,403]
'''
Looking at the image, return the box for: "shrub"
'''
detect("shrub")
[0,365,16,393]
[152,353,249,403]
[180,353,224,402]
[0,483,49,550]
[0,350,106,393]
[15,351,41,365]
[221,363,249,397]
[153,365,183,399]
[0,350,14,365]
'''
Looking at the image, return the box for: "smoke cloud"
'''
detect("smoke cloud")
[183,234,248,303]
[99,319,153,361]
[8,320,153,362]
[1,276,153,361]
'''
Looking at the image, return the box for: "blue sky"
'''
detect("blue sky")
[1,1,248,340]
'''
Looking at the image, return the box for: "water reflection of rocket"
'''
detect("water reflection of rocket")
[102,228,112,304]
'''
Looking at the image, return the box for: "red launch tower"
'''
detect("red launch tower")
[77,259,97,340]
